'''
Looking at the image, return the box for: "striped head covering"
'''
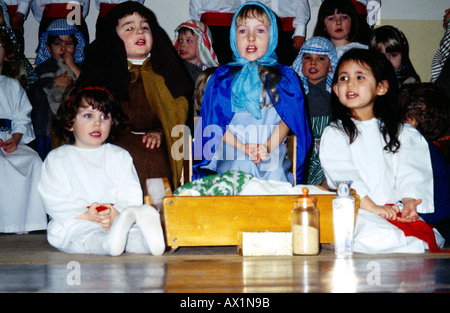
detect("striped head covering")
[291,36,338,94]
[229,1,278,120]
[35,19,86,67]
[174,20,219,69]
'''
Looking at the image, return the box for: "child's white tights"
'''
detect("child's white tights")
[104,204,165,256]
[60,204,165,256]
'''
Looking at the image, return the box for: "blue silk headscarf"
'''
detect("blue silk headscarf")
[192,1,312,184]
[229,1,278,119]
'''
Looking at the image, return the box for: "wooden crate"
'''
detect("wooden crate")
[162,191,359,249]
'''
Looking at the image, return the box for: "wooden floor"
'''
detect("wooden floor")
[1,231,450,294]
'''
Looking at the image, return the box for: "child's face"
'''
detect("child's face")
[379,44,402,72]
[235,15,270,62]
[333,60,388,120]
[69,102,113,149]
[324,10,351,45]
[176,31,200,64]
[301,53,332,84]
[46,35,75,60]
[116,12,153,60]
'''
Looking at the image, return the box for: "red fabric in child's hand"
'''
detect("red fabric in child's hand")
[96,206,108,212]
[388,213,450,253]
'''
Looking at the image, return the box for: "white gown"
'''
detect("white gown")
[38,144,144,253]
[320,118,442,253]
[0,75,47,233]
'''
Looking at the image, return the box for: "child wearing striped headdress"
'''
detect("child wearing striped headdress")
[174,19,219,82]
[291,36,338,186]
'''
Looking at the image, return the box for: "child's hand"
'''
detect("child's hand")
[142,131,162,149]
[0,134,21,153]
[373,204,400,221]
[62,52,75,67]
[62,53,81,78]
[54,71,73,88]
[76,203,101,223]
[397,198,421,223]
[93,203,120,231]
[257,144,269,162]
[244,143,259,163]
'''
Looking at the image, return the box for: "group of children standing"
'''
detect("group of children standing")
[0,1,449,256]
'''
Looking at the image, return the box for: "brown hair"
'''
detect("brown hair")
[53,81,121,144]
[194,67,217,115]
[398,83,449,141]
[0,28,21,78]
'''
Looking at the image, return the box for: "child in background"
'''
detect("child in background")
[291,36,337,186]
[370,25,420,87]
[0,6,37,89]
[398,82,450,242]
[0,26,21,78]
[174,19,219,83]
[193,2,311,185]
[193,66,217,116]
[0,34,47,233]
[29,18,86,159]
[38,82,165,256]
[320,49,442,253]
[79,2,193,191]
[431,8,450,83]
[313,0,368,60]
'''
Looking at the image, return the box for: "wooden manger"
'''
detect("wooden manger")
[161,190,359,250]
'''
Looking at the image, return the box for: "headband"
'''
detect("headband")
[67,86,114,109]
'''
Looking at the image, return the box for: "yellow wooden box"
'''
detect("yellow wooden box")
[162,191,359,249]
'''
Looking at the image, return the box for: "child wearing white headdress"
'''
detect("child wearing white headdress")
[291,36,337,185]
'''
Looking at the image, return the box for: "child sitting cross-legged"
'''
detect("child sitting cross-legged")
[38,82,166,256]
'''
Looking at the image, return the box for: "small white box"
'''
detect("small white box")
[238,232,293,256]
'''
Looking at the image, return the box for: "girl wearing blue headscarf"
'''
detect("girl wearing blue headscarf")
[291,36,338,186]
[193,1,311,185]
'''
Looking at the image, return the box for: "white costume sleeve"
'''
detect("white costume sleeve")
[319,124,371,199]
[38,150,83,227]
[0,76,35,144]
[290,0,310,38]
[394,124,434,213]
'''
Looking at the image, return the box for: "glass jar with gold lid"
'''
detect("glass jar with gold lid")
[292,187,320,255]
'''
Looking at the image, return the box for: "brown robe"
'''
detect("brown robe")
[113,59,189,193]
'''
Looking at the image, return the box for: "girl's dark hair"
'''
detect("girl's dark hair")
[398,82,449,141]
[331,48,402,153]
[53,81,121,144]
[313,0,363,44]
[0,28,21,78]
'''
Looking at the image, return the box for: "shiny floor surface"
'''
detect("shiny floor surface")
[1,232,450,293]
